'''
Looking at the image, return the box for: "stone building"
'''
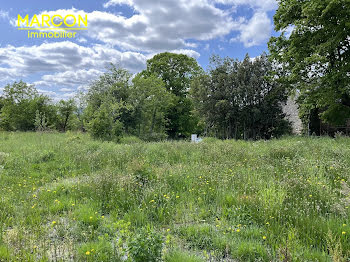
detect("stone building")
[283,97,303,135]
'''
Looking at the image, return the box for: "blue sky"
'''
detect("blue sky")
[0,0,280,100]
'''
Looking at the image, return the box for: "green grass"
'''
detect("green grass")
[0,132,350,261]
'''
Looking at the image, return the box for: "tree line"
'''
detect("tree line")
[0,52,291,141]
[1,0,348,140]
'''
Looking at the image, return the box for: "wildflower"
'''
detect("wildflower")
[52,221,57,226]
[33,245,38,249]
[31,204,36,209]
[309,195,312,197]
[342,231,346,235]
[343,224,347,227]
[89,216,93,220]
[72,203,75,206]
[86,251,90,255]
[167,228,170,232]
[263,236,267,240]
[176,195,180,198]
[47,189,51,192]
[236,229,240,232]
[150,200,155,203]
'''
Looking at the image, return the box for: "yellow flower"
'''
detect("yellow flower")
[89,216,93,220]
[342,231,346,235]
[52,221,57,225]
[263,236,267,240]
[343,224,347,227]
[167,228,170,232]
[150,200,155,203]
[32,194,37,198]
[33,245,38,249]
[85,251,90,255]
[101,216,105,219]
[72,203,75,206]
[176,195,180,198]
[236,229,240,232]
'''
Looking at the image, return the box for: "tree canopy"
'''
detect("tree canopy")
[142,52,202,138]
[269,0,350,126]
[192,54,291,139]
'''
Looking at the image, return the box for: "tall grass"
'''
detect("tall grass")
[0,132,349,261]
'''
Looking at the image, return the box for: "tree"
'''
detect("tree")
[0,81,56,131]
[269,0,350,126]
[34,110,48,132]
[142,52,203,138]
[56,99,77,132]
[84,65,133,140]
[131,74,174,140]
[192,54,291,140]
[86,102,124,141]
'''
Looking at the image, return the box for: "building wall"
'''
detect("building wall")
[283,97,303,134]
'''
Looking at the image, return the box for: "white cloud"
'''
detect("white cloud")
[0,41,148,76]
[230,12,272,47]
[11,1,275,51]
[0,41,201,98]
[59,88,74,92]
[168,49,201,59]
[213,0,277,12]
[0,10,9,20]
[103,0,134,8]
[33,69,104,88]
[77,37,88,43]
[30,4,235,52]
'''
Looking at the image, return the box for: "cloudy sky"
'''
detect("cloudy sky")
[0,0,280,100]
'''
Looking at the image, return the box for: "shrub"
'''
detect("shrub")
[86,104,124,142]
[128,227,163,262]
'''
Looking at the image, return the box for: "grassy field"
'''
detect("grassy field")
[0,132,350,261]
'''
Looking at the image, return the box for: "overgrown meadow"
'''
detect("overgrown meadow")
[0,132,350,261]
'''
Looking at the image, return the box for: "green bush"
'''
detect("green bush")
[128,228,164,262]
[86,103,124,142]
